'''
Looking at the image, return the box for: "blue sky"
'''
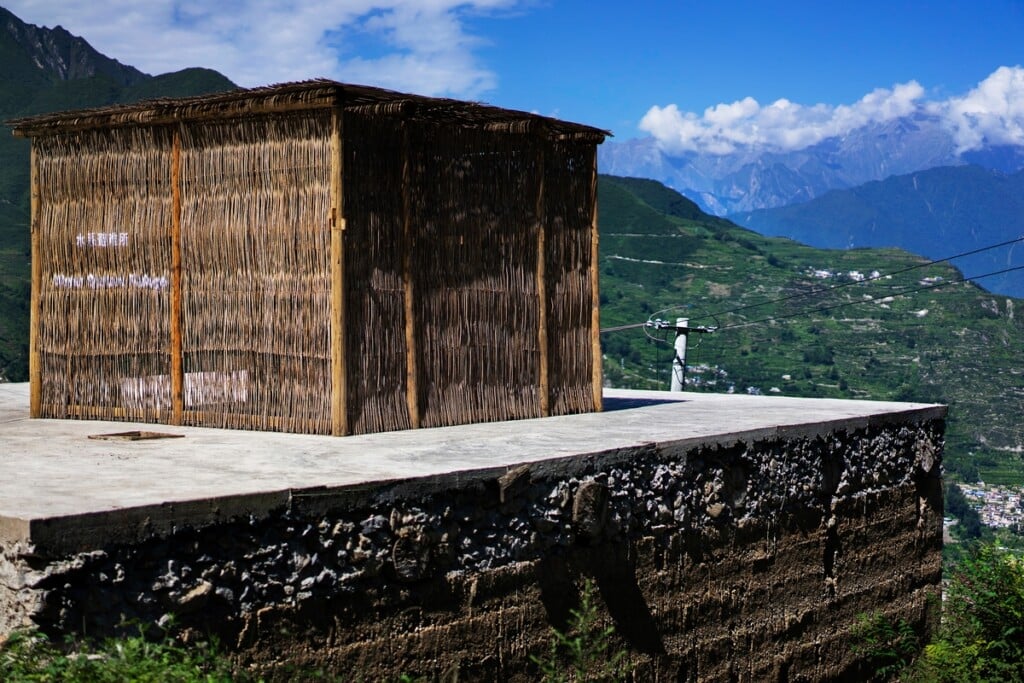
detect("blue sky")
[6,0,1024,143]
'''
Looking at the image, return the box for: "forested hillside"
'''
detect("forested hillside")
[731,165,1024,298]
[598,175,1024,484]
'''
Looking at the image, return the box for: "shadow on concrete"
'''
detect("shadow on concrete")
[603,396,687,412]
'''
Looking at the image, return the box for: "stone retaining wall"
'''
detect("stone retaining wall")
[1,416,944,681]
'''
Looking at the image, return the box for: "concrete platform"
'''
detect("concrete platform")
[0,382,944,554]
[1,382,947,677]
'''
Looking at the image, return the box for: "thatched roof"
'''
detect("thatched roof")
[8,79,611,142]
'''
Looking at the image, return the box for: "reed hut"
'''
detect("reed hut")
[10,81,609,435]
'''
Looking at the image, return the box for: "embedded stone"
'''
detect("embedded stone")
[392,535,432,582]
[572,480,609,542]
[498,465,531,505]
[176,581,213,614]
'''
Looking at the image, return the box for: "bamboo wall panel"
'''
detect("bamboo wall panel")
[411,124,541,429]
[342,114,411,434]
[35,128,174,421]
[179,113,332,433]
[544,142,596,416]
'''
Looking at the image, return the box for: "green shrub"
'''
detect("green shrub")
[0,626,247,682]
[852,612,919,680]
[531,579,627,682]
[907,543,1024,682]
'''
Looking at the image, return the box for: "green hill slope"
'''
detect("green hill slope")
[599,174,1024,485]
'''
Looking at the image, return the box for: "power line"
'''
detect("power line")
[715,263,1024,332]
[598,234,1023,334]
[699,235,1024,323]
[600,321,649,333]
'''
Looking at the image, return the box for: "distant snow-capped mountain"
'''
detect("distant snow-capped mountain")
[598,112,1024,215]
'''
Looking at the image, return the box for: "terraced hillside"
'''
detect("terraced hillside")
[598,175,1024,485]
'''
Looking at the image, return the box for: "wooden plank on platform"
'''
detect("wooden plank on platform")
[535,142,550,417]
[401,125,421,429]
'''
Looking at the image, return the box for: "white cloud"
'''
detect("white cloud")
[938,66,1024,152]
[4,0,520,98]
[640,80,927,155]
[640,68,1024,156]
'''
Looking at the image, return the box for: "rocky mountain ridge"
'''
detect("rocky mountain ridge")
[731,165,1024,298]
[599,113,1024,215]
[0,6,145,86]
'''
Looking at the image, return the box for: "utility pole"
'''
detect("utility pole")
[671,317,688,391]
[647,318,716,392]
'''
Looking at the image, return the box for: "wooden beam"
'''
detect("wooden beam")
[11,100,334,138]
[589,148,603,412]
[29,144,42,417]
[170,128,184,425]
[535,142,550,417]
[330,107,348,435]
[183,410,325,434]
[48,404,165,423]
[43,405,326,434]
[401,125,421,429]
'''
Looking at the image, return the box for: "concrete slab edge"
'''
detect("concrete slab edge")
[8,403,947,557]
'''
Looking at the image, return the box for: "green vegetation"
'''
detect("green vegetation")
[597,174,1024,485]
[852,612,920,681]
[945,482,984,541]
[858,543,1024,682]
[922,543,1024,681]
[531,579,627,682]
[0,627,247,682]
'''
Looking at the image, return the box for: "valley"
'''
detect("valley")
[597,175,1024,487]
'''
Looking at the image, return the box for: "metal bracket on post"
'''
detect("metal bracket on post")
[646,318,716,392]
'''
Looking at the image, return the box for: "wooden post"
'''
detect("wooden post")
[535,139,550,417]
[401,125,421,429]
[170,129,184,424]
[29,144,42,417]
[330,107,348,435]
[589,148,603,412]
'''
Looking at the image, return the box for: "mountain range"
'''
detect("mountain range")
[599,114,1024,216]
[732,165,1024,298]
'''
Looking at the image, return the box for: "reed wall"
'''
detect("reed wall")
[179,113,332,433]
[28,105,600,435]
[35,127,174,422]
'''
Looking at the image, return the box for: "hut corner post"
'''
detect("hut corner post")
[330,107,349,436]
[400,125,421,429]
[29,144,42,417]
[589,149,602,412]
